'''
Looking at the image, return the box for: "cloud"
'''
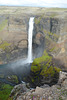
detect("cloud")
[0,0,20,5]
[0,0,67,8]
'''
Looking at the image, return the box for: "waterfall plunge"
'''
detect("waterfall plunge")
[27,17,34,63]
[8,17,35,67]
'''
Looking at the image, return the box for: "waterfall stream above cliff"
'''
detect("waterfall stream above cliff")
[27,17,34,63]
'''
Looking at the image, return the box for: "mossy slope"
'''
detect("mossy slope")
[0,82,13,100]
[31,50,61,86]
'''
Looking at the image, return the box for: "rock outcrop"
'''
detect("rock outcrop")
[9,71,67,100]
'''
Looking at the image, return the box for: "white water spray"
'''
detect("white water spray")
[27,17,34,63]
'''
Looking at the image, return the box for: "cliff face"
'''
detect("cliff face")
[0,14,29,64]
[0,7,67,68]
[34,16,67,70]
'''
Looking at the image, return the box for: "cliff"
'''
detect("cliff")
[0,6,67,69]
[9,71,67,100]
[34,16,67,71]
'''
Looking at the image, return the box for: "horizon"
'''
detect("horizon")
[0,5,67,8]
[0,0,67,8]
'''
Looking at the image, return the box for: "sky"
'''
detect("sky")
[0,0,67,8]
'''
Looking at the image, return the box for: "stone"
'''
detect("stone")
[40,84,50,88]
[62,79,67,89]
[35,87,44,95]
[58,71,67,85]
[10,74,67,100]
[18,40,27,49]
[10,83,30,97]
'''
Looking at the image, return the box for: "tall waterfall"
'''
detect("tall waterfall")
[27,17,34,63]
[11,17,34,66]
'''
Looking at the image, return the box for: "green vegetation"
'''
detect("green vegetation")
[59,96,63,100]
[0,41,10,51]
[6,54,11,60]
[31,50,61,83]
[32,79,34,82]
[34,17,41,24]
[31,50,52,73]
[6,75,19,84]
[0,74,4,78]
[0,19,8,31]
[0,82,13,100]
[43,30,59,42]
[49,47,55,52]
[50,13,57,18]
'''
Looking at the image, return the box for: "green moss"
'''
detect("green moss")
[31,50,61,81]
[11,75,18,83]
[50,13,57,18]
[6,75,19,84]
[31,50,52,73]
[43,30,59,42]
[0,74,4,78]
[6,54,10,59]
[0,41,10,51]
[49,47,55,52]
[0,82,13,100]
[8,97,13,100]
[57,87,61,89]
[59,96,63,100]
[40,66,55,77]
[40,66,61,77]
[0,19,8,31]
[34,17,41,24]
[31,65,41,72]
[54,67,61,72]
[32,79,34,82]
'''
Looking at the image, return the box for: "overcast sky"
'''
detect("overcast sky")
[0,0,67,8]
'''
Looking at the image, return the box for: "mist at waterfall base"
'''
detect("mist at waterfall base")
[0,17,35,85]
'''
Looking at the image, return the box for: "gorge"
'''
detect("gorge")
[0,6,67,100]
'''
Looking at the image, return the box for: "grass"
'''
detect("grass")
[31,50,52,73]
[0,19,8,31]
[34,17,41,24]
[0,41,10,51]
[0,74,4,78]
[59,96,63,100]
[6,75,19,84]
[0,82,13,100]
[31,50,61,78]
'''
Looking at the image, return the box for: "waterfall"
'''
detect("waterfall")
[9,17,34,67]
[27,17,34,63]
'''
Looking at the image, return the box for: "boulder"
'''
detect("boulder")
[10,83,30,97]
[58,71,67,86]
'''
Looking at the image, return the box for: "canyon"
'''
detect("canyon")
[0,7,67,71]
[0,6,67,100]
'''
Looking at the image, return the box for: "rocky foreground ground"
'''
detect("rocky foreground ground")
[9,71,67,100]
